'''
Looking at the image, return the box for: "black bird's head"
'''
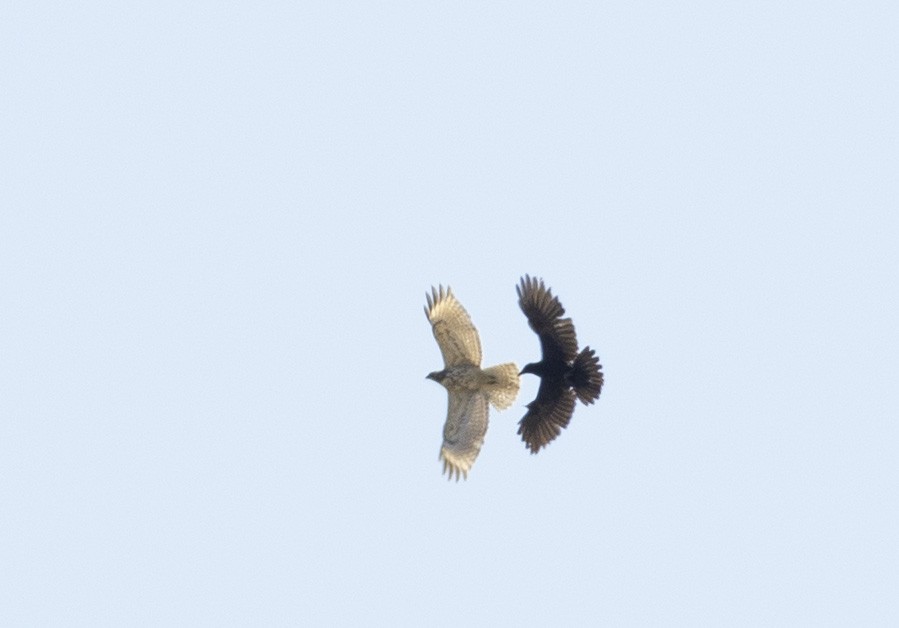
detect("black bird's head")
[520,362,542,377]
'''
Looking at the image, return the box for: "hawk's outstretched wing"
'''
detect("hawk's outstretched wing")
[425,285,482,367]
[517,275,578,364]
[440,390,490,481]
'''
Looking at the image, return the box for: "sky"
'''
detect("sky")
[2,1,897,625]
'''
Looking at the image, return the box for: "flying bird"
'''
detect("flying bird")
[516,275,604,453]
[425,285,520,480]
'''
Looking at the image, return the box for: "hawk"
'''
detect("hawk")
[517,275,604,453]
[425,285,520,480]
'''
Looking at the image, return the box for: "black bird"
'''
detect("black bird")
[516,275,604,452]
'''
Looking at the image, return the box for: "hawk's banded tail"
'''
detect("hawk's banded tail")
[482,363,520,410]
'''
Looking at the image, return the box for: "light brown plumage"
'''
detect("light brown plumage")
[425,286,520,480]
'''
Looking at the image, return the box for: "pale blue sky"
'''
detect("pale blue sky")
[2,2,897,625]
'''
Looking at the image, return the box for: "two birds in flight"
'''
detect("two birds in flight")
[425,275,604,480]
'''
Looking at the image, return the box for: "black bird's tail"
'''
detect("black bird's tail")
[570,346,604,405]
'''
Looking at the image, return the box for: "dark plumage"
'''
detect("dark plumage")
[516,275,604,452]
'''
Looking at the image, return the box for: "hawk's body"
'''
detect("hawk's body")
[425,286,519,480]
[517,275,604,452]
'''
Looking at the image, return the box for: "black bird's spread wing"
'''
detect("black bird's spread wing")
[517,275,578,363]
[518,378,577,453]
